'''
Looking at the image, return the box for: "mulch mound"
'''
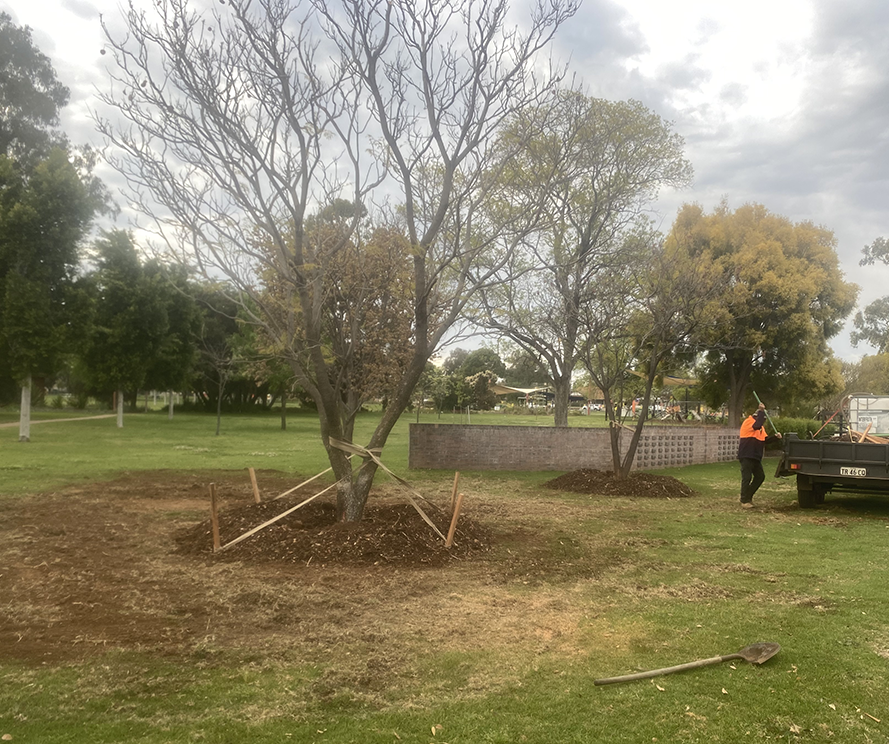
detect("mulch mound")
[174,495,494,567]
[543,469,697,498]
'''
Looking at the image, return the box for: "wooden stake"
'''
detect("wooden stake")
[248,467,261,503]
[209,483,221,552]
[858,423,872,442]
[445,492,465,548]
[450,471,461,512]
[220,480,339,552]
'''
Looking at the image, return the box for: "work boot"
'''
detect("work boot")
[741,502,754,509]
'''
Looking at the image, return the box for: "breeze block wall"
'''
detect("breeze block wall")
[409,423,737,471]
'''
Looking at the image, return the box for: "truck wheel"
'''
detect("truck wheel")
[796,476,826,509]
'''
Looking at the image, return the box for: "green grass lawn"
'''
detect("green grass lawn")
[0,406,613,496]
[2,410,889,743]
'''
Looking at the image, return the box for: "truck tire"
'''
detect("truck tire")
[797,476,828,508]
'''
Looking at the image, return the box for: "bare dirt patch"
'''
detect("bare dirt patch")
[0,470,621,672]
[543,469,697,498]
[175,496,492,566]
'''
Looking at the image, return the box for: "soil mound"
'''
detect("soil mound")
[544,469,697,498]
[174,496,494,566]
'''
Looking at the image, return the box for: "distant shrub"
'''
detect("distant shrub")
[771,416,836,440]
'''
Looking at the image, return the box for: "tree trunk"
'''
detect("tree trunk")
[116,388,124,428]
[168,390,175,420]
[280,391,287,431]
[18,375,31,443]
[552,375,572,428]
[617,370,658,480]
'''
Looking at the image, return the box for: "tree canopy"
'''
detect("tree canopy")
[670,202,858,426]
[0,12,69,160]
[471,89,693,426]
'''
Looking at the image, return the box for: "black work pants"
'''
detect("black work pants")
[739,458,765,503]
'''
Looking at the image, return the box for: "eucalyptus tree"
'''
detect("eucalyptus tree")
[471,90,693,426]
[97,0,577,522]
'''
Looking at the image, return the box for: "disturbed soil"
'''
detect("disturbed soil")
[0,468,694,667]
[544,469,698,498]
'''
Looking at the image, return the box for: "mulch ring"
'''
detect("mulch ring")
[174,494,494,567]
[544,469,697,498]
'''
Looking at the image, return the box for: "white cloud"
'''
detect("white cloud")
[4,0,888,359]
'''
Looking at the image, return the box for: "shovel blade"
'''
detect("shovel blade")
[739,642,781,664]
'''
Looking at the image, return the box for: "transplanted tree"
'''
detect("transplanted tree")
[97,0,577,523]
[672,202,858,427]
[579,230,720,477]
[471,89,693,426]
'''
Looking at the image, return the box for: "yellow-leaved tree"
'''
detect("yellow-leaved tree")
[668,201,859,428]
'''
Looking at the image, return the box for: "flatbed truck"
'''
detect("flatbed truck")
[777,433,889,508]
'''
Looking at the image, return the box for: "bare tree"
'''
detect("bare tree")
[96,0,577,522]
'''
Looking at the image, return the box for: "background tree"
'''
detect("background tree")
[461,348,506,379]
[472,89,693,426]
[0,12,69,161]
[98,0,577,523]
[0,15,107,439]
[851,237,889,353]
[503,348,548,387]
[841,354,889,397]
[0,150,98,437]
[142,263,201,418]
[79,230,170,426]
[672,202,858,428]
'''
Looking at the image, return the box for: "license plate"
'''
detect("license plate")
[840,467,867,477]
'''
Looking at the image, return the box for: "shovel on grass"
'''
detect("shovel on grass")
[594,642,781,685]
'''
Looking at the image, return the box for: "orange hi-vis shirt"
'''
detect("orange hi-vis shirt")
[738,410,769,460]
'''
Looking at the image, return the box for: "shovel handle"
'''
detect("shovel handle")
[594,654,740,685]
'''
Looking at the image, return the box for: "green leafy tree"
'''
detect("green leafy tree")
[0,15,107,439]
[842,354,889,397]
[142,263,201,412]
[672,202,858,427]
[0,12,69,161]
[79,230,170,424]
[503,348,548,387]
[462,348,507,379]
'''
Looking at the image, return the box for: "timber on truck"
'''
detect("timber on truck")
[776,394,889,508]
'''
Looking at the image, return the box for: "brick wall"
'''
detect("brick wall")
[409,423,737,471]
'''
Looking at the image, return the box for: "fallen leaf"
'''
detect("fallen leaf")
[656,684,665,691]
[790,724,801,734]
[722,688,728,695]
[829,703,836,711]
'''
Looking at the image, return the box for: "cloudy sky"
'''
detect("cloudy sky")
[4,0,888,361]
